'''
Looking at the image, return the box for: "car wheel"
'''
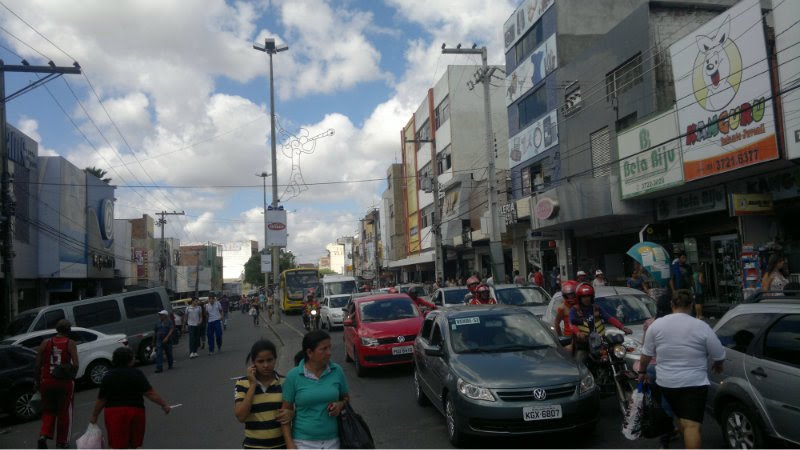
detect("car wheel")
[10,388,39,422]
[354,349,366,377]
[445,394,464,447]
[721,401,764,449]
[87,360,111,387]
[413,370,430,406]
[328,318,333,331]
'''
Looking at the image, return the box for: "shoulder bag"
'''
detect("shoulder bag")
[338,402,375,449]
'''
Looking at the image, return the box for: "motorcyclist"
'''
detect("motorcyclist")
[569,283,631,364]
[387,287,399,294]
[464,276,481,302]
[302,290,320,330]
[468,284,497,305]
[407,288,436,313]
[554,280,579,337]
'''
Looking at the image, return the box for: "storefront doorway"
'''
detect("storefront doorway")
[710,234,742,304]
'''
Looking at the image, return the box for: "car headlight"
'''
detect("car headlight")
[613,344,627,359]
[624,338,641,353]
[457,378,495,402]
[360,337,379,347]
[579,372,596,395]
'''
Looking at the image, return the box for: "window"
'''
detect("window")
[763,315,800,367]
[564,86,582,116]
[435,96,450,130]
[74,300,121,328]
[421,206,434,229]
[590,127,611,178]
[527,162,550,194]
[716,313,777,353]
[21,334,53,349]
[606,54,643,101]
[416,119,431,142]
[431,322,443,346]
[514,22,544,66]
[421,316,435,340]
[70,331,99,344]
[33,309,66,332]
[123,292,163,318]
[418,162,432,190]
[616,112,638,133]
[437,145,452,175]
[518,86,547,130]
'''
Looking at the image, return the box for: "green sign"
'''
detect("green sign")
[618,109,684,198]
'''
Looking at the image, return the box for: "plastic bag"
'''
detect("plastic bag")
[249,307,257,316]
[338,403,375,449]
[76,423,105,449]
[621,382,644,440]
[641,385,674,439]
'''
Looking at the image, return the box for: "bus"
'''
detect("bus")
[279,268,320,313]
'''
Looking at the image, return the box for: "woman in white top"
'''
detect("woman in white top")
[761,254,788,294]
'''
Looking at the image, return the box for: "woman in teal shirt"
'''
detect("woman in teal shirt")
[281,331,350,449]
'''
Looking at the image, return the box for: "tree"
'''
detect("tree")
[243,249,298,287]
[319,268,338,276]
[85,166,112,184]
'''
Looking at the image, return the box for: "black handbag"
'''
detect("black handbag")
[641,384,673,439]
[338,403,375,449]
[50,338,77,380]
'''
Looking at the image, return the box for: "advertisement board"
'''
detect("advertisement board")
[655,186,727,221]
[670,0,777,181]
[506,34,558,106]
[260,251,272,273]
[266,209,288,247]
[618,109,684,198]
[729,193,773,215]
[774,0,800,159]
[508,109,558,169]
[503,0,555,52]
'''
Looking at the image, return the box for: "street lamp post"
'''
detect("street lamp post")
[254,38,288,323]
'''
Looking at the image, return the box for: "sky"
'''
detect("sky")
[0,0,516,267]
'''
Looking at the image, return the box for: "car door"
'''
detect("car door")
[320,298,330,324]
[426,318,449,402]
[415,314,436,392]
[746,314,800,443]
[342,303,358,359]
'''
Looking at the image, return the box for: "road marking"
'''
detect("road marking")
[170,403,183,408]
[282,320,305,338]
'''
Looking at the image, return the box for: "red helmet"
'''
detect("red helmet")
[388,287,399,294]
[575,283,595,301]
[561,280,578,306]
[476,284,490,296]
[466,276,480,293]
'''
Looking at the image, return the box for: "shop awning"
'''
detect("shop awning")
[386,251,435,269]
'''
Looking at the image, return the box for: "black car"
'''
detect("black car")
[0,345,40,421]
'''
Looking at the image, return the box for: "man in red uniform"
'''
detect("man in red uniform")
[469,284,498,305]
[554,280,579,337]
[35,319,79,449]
[407,288,436,312]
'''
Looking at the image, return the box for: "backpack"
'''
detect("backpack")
[49,338,77,380]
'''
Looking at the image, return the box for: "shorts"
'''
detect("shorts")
[658,385,708,423]
[104,406,146,449]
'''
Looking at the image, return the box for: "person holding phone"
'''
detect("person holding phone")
[234,339,293,449]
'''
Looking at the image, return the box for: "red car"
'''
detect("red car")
[343,294,424,377]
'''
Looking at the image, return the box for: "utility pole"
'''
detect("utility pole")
[442,44,506,282]
[254,38,288,324]
[373,209,380,288]
[405,138,444,285]
[1,60,81,327]
[156,210,184,287]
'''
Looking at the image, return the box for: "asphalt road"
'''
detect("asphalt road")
[1,310,727,448]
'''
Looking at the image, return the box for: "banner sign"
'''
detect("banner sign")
[670,0,777,181]
[727,166,800,201]
[260,251,272,273]
[774,0,800,159]
[509,109,558,169]
[506,33,558,106]
[655,186,727,221]
[618,109,684,198]
[504,0,555,52]
[266,209,287,247]
[729,193,773,215]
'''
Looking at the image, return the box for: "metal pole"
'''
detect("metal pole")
[430,139,444,286]
[268,51,282,324]
[0,67,14,327]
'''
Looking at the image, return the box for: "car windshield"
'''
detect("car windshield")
[448,313,557,353]
[329,297,350,308]
[495,286,549,306]
[325,281,357,296]
[443,288,469,304]
[5,311,37,337]
[596,295,653,325]
[359,298,419,322]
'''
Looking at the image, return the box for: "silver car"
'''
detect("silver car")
[431,287,471,309]
[708,295,800,449]
[542,286,656,370]
[491,284,552,318]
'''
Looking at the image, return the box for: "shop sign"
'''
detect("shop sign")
[535,197,559,220]
[775,0,800,159]
[266,209,287,247]
[730,193,773,215]
[504,0,555,52]
[670,0,778,181]
[618,109,684,198]
[6,124,38,169]
[655,186,726,221]
[501,202,518,226]
[505,33,558,107]
[509,109,558,169]
[728,167,800,201]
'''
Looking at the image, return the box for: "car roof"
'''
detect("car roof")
[436,287,469,291]
[7,327,104,341]
[727,301,800,314]
[434,304,531,318]
[352,293,412,304]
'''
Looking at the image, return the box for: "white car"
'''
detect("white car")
[0,327,128,387]
[320,295,350,330]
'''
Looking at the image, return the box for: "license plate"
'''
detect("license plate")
[391,345,414,355]
[522,405,562,421]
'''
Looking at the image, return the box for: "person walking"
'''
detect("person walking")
[639,289,726,449]
[669,251,694,296]
[185,298,203,359]
[761,254,788,295]
[35,319,78,449]
[154,310,174,373]
[205,295,224,355]
[220,295,231,330]
[89,347,171,449]
[549,267,561,294]
[693,267,706,320]
[234,339,293,449]
[281,331,350,450]
[591,270,607,288]
[251,297,261,327]
[513,270,525,285]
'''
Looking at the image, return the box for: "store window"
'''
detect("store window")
[518,86,547,130]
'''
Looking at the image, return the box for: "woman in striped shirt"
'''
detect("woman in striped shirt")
[234,340,293,449]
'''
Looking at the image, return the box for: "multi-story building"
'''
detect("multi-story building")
[325,242,345,275]
[222,240,258,282]
[355,209,381,284]
[381,164,406,284]
[178,243,223,295]
[318,255,331,272]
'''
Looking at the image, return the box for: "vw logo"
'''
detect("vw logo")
[533,388,547,401]
[397,336,405,343]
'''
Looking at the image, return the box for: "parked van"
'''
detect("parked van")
[4,287,171,363]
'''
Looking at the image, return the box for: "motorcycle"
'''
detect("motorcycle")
[304,305,321,331]
[585,331,637,416]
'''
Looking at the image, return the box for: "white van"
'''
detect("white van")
[4,287,171,363]
[320,275,358,330]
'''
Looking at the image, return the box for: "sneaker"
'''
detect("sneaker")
[191,352,197,358]
[37,436,47,449]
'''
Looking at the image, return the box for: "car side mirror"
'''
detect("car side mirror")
[558,335,573,347]
[343,318,354,327]
[424,345,443,357]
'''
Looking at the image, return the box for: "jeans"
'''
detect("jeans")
[207,320,223,352]
[155,338,173,370]
[188,325,199,354]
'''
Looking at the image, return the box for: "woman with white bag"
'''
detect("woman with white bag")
[88,347,171,448]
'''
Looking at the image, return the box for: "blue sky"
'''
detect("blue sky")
[1,0,515,266]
